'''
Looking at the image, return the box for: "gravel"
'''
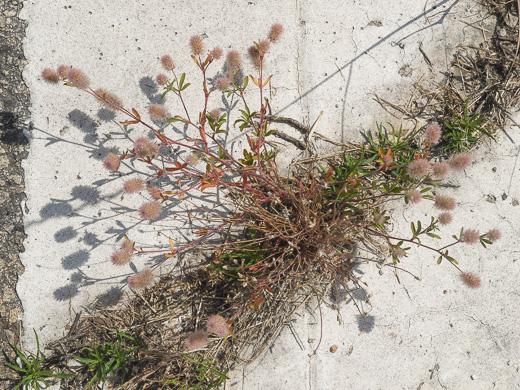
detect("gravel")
[0,0,30,388]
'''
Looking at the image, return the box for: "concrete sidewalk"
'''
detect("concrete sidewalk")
[17,0,520,388]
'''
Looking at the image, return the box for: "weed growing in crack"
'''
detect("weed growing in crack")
[73,330,140,388]
[4,329,72,390]
[441,100,495,153]
[41,23,502,388]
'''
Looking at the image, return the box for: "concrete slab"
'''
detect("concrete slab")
[17,0,520,388]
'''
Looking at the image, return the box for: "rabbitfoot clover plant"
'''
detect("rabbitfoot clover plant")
[42,23,500,360]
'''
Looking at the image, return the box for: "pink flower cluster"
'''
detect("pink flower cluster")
[111,237,135,266]
[434,194,456,211]
[189,35,204,56]
[134,137,160,158]
[128,268,154,289]
[103,153,120,172]
[405,189,422,204]
[461,229,480,245]
[407,153,471,180]
[460,272,481,289]
[148,104,170,121]
[93,88,123,110]
[139,201,162,220]
[123,178,144,194]
[42,65,90,89]
[184,314,232,351]
[424,123,442,144]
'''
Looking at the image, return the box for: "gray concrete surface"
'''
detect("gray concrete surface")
[17,0,520,388]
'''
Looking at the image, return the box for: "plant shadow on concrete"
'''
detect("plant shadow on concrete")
[5,1,518,387]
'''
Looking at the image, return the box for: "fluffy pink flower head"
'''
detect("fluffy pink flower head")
[215,77,229,92]
[93,88,122,110]
[57,64,69,78]
[258,39,270,54]
[486,228,501,243]
[373,212,385,226]
[185,331,209,351]
[67,68,90,89]
[206,315,230,337]
[120,238,134,252]
[424,123,442,144]
[123,178,144,194]
[210,46,223,60]
[431,162,450,179]
[460,272,481,289]
[189,35,204,55]
[161,54,175,70]
[111,250,132,266]
[185,153,200,167]
[391,247,406,259]
[148,186,162,200]
[226,50,242,72]
[156,73,169,86]
[405,189,422,204]
[209,108,221,119]
[434,194,456,211]
[268,23,284,43]
[128,268,154,289]
[42,68,59,84]
[148,104,170,121]
[139,201,162,220]
[461,229,480,245]
[382,154,393,167]
[134,137,159,158]
[247,46,261,69]
[407,159,430,179]
[103,154,120,172]
[448,153,471,170]
[438,212,453,226]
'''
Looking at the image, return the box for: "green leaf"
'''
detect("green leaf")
[445,255,458,264]
[437,256,442,264]
[5,363,28,373]
[53,373,74,379]
[426,232,441,239]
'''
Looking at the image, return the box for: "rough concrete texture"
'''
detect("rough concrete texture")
[18,0,520,388]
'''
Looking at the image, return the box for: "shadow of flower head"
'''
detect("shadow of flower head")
[54,226,77,243]
[62,250,90,270]
[40,201,73,219]
[53,284,79,301]
[71,185,100,204]
[357,314,375,333]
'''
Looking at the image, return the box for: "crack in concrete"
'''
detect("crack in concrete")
[294,0,306,125]
[465,314,507,354]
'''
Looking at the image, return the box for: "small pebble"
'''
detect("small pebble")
[330,345,338,353]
